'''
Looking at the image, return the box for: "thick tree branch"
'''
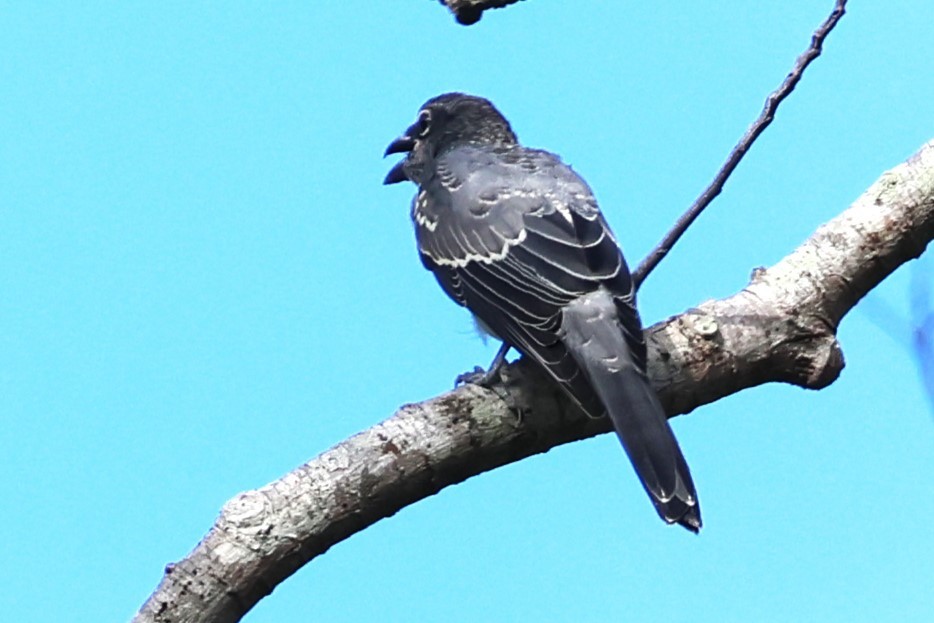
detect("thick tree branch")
[633,0,847,287]
[134,141,934,622]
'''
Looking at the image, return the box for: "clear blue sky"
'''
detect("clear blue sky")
[2,2,933,622]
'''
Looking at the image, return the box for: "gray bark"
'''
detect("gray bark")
[133,140,934,623]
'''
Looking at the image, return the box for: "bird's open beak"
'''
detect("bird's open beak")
[383,135,415,185]
[384,135,415,157]
[383,160,408,185]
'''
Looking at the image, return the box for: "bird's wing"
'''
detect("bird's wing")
[414,145,700,530]
[414,145,644,415]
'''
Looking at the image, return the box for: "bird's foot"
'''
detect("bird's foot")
[454,343,511,388]
[455,365,500,388]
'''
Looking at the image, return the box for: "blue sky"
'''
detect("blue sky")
[2,2,933,622]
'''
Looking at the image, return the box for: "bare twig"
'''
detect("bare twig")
[858,294,911,347]
[910,260,934,415]
[633,0,848,288]
[858,257,934,416]
[438,0,523,25]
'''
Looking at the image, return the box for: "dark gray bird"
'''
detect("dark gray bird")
[384,93,701,532]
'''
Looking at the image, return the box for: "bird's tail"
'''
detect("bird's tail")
[560,290,701,532]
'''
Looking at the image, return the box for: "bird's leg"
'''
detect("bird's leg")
[455,342,511,387]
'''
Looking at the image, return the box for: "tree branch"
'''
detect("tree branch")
[134,140,934,623]
[633,0,847,287]
[437,0,524,25]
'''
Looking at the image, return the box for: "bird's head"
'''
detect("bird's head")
[383,92,518,185]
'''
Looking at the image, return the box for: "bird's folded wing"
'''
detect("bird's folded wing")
[416,145,649,414]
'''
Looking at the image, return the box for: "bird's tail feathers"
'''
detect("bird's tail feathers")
[560,290,701,532]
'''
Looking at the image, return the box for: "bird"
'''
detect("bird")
[383,92,701,532]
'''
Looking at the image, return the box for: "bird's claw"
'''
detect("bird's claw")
[455,343,511,388]
[455,365,497,388]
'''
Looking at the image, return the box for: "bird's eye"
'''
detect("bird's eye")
[416,109,432,137]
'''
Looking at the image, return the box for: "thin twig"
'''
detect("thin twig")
[859,260,934,418]
[439,0,523,25]
[858,294,911,347]
[633,0,848,288]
